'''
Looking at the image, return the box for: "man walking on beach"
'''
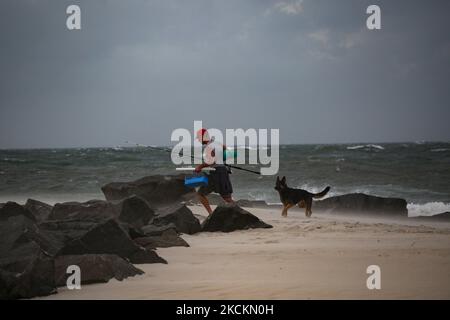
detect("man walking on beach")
[195,128,234,214]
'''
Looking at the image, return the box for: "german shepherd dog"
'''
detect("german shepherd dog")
[274,176,330,217]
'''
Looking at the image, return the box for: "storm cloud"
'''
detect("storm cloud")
[0,0,449,148]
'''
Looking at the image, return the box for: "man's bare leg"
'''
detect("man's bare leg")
[222,195,234,203]
[197,193,213,215]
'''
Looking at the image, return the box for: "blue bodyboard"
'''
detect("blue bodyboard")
[184,175,209,188]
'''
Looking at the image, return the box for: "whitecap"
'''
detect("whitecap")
[367,144,384,150]
[347,144,384,150]
[2,157,26,162]
[407,202,450,217]
[430,148,448,152]
[347,145,365,150]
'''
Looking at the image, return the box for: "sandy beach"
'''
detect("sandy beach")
[39,206,450,300]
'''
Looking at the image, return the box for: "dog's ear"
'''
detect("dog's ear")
[281,176,286,184]
[276,176,280,182]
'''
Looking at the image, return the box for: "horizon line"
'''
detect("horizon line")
[1,140,449,151]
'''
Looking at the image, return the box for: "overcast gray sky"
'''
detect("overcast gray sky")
[0,0,449,148]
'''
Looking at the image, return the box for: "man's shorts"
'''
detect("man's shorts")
[198,166,233,197]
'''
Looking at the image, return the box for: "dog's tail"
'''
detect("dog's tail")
[313,186,331,199]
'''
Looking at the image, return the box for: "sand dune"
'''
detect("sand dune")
[40,206,450,300]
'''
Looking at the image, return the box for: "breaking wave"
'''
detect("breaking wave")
[407,202,450,217]
[347,144,385,150]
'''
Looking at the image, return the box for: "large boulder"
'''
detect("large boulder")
[134,229,189,249]
[314,193,408,216]
[0,214,58,299]
[152,205,201,234]
[202,204,273,232]
[0,200,166,299]
[49,219,165,264]
[0,201,36,222]
[39,218,166,264]
[0,215,61,257]
[38,219,102,250]
[113,195,155,229]
[141,223,177,236]
[49,200,115,221]
[0,215,36,254]
[0,241,56,299]
[56,219,142,258]
[128,248,167,264]
[101,175,194,206]
[24,199,53,222]
[54,254,144,287]
[0,269,17,299]
[49,196,155,231]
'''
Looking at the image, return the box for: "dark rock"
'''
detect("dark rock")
[314,193,408,216]
[127,225,146,239]
[49,200,116,221]
[57,219,143,260]
[25,199,53,222]
[101,175,194,206]
[128,248,167,264]
[0,242,56,299]
[48,196,155,232]
[0,269,17,299]
[0,201,36,222]
[152,205,201,234]
[54,254,144,287]
[0,215,61,257]
[141,223,177,236]
[412,212,450,222]
[193,214,207,224]
[0,215,35,254]
[134,229,189,249]
[47,218,166,264]
[112,195,155,229]
[0,201,166,299]
[38,219,101,249]
[0,215,59,298]
[202,204,273,232]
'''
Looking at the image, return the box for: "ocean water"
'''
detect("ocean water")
[1,142,449,216]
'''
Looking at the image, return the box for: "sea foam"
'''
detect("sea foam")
[347,144,384,150]
[407,202,450,217]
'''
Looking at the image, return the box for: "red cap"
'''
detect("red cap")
[196,128,210,143]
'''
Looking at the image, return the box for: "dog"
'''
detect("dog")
[274,176,330,217]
